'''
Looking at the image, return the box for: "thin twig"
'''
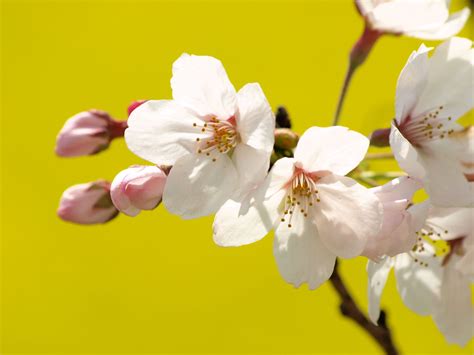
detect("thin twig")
[333,62,356,126]
[329,261,399,355]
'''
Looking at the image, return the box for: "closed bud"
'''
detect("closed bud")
[111,165,167,217]
[369,127,391,147]
[127,100,147,116]
[55,110,127,157]
[57,180,118,224]
[274,128,299,150]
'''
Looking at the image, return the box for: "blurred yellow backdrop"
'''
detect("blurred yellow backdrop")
[1,0,472,353]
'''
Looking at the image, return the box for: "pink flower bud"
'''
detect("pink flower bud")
[127,100,147,116]
[55,110,127,157]
[57,180,119,225]
[111,165,167,217]
[369,127,391,147]
[274,128,299,150]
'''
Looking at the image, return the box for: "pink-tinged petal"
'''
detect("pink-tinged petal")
[395,44,431,123]
[389,122,426,179]
[456,241,474,278]
[111,165,167,217]
[405,8,471,40]
[163,153,237,219]
[57,181,118,225]
[313,175,383,259]
[433,261,473,346]
[236,83,275,153]
[274,211,336,290]
[125,100,204,165]
[232,144,270,193]
[407,200,431,232]
[413,37,473,122]
[394,242,442,316]
[370,176,422,203]
[171,54,237,119]
[294,126,369,176]
[367,258,394,324]
[213,186,285,247]
[368,0,448,34]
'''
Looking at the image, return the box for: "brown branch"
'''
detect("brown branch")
[329,260,399,355]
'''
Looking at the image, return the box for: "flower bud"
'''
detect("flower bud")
[274,128,299,150]
[57,180,118,224]
[127,100,147,116]
[111,165,167,217]
[369,127,391,147]
[55,110,127,157]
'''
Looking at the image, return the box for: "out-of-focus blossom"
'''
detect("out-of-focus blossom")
[368,202,474,345]
[389,38,474,207]
[356,0,470,40]
[125,54,275,219]
[57,180,118,224]
[111,165,167,217]
[362,176,422,260]
[449,126,474,181]
[213,126,383,289]
[56,110,127,157]
[127,100,147,116]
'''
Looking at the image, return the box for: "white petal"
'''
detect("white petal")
[313,175,383,258]
[232,144,270,193]
[394,243,442,315]
[163,153,237,219]
[389,122,426,179]
[421,151,473,207]
[274,211,336,290]
[236,83,275,153]
[125,100,201,165]
[407,200,431,232]
[294,126,369,176]
[395,44,431,123]
[433,262,473,346]
[368,0,448,33]
[413,37,474,121]
[171,54,237,119]
[424,206,474,241]
[266,157,296,197]
[405,8,471,40]
[371,176,422,203]
[456,245,474,279]
[213,186,285,247]
[367,258,394,324]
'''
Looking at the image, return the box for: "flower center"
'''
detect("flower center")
[280,169,322,228]
[192,117,238,162]
[410,222,452,267]
[397,105,455,147]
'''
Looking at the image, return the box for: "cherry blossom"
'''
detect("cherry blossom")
[368,202,474,345]
[214,126,383,289]
[390,37,473,207]
[125,54,274,219]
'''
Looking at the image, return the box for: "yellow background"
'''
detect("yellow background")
[1,0,473,353]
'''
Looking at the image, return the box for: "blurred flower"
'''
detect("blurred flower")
[356,0,470,40]
[56,110,127,157]
[125,54,275,219]
[368,202,473,345]
[57,180,118,224]
[127,100,147,116]
[448,126,474,181]
[213,126,383,289]
[111,165,167,217]
[362,176,422,260]
[390,38,474,207]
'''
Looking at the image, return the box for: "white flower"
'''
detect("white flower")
[213,126,383,289]
[125,54,275,219]
[389,37,474,207]
[368,202,474,345]
[356,0,470,40]
[362,176,422,260]
[448,125,474,182]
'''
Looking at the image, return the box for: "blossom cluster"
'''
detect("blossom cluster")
[55,0,473,348]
